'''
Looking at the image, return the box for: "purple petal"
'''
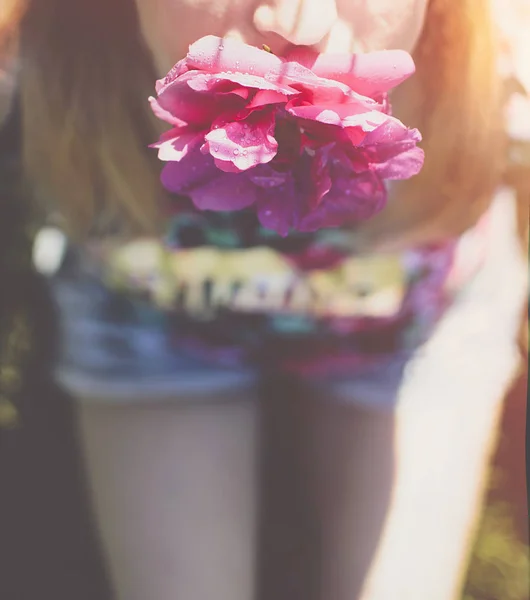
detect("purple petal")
[247,164,288,188]
[253,150,333,236]
[256,178,305,237]
[189,173,258,211]
[372,146,425,179]
[298,171,387,231]
[306,148,333,208]
[358,119,424,179]
[210,155,245,173]
[160,149,218,194]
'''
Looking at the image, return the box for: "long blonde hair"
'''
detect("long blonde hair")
[0,0,24,54]
[13,0,505,242]
[0,0,24,118]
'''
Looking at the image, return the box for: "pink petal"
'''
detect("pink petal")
[217,71,297,94]
[155,58,189,94]
[224,87,250,100]
[151,128,204,162]
[185,73,248,98]
[156,75,223,126]
[149,97,188,127]
[185,69,297,103]
[342,110,389,145]
[286,106,389,147]
[247,89,290,109]
[287,98,374,122]
[272,58,384,107]
[189,173,258,211]
[285,73,355,105]
[212,157,245,173]
[342,110,388,131]
[285,47,416,98]
[360,116,421,146]
[288,105,342,126]
[187,35,284,75]
[205,111,278,170]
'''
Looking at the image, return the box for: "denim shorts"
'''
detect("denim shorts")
[47,190,526,409]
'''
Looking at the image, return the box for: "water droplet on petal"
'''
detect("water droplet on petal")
[233,149,240,155]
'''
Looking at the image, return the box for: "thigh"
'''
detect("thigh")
[258,379,395,600]
[76,391,259,600]
[301,394,396,600]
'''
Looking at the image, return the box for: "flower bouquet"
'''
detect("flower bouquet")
[150,35,424,237]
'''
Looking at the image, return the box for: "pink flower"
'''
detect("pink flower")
[150,35,424,236]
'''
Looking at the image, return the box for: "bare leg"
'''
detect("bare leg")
[76,395,258,600]
[296,187,527,600]
[304,388,506,600]
[257,378,325,600]
[257,352,515,600]
[299,395,396,600]
[256,377,395,600]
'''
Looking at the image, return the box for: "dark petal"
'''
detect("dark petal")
[160,149,219,194]
[297,171,387,231]
[256,177,304,237]
[189,172,259,211]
